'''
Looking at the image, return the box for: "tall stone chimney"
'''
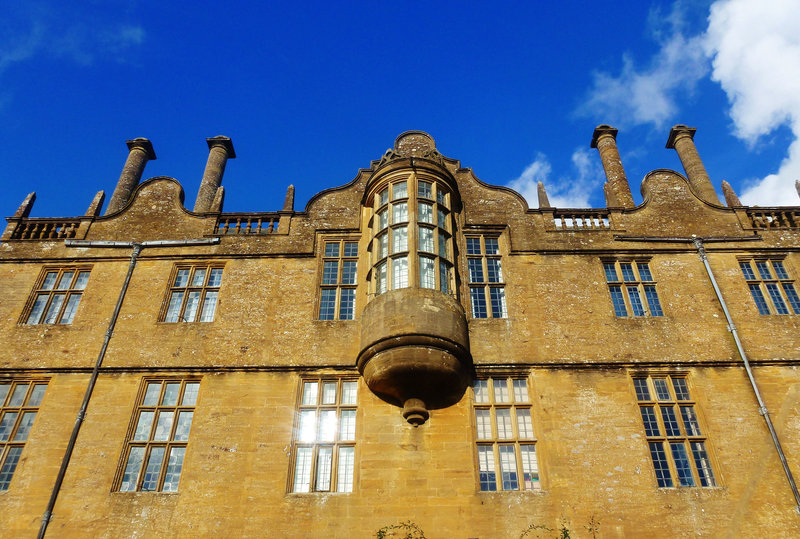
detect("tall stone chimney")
[194,136,236,213]
[666,125,719,204]
[591,125,634,208]
[105,138,156,215]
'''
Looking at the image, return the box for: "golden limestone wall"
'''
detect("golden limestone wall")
[1,130,799,537]
[0,368,798,537]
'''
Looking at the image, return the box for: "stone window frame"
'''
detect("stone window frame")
[472,375,540,492]
[317,238,360,320]
[738,257,800,315]
[114,378,200,493]
[20,266,92,325]
[631,373,718,488]
[158,263,225,323]
[466,235,507,319]
[0,379,48,491]
[289,377,359,494]
[602,259,664,318]
[369,175,454,297]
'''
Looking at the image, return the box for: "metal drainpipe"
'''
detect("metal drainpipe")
[38,237,220,538]
[693,238,800,513]
[614,234,800,514]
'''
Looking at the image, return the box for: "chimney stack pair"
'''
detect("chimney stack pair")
[591,124,721,207]
[105,136,235,215]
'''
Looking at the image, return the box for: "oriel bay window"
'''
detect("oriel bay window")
[370,177,454,296]
[291,378,358,493]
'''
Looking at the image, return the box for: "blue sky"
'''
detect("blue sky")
[2,0,799,220]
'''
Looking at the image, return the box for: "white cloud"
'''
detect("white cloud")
[507,148,604,209]
[0,4,145,78]
[577,2,709,128]
[705,0,800,205]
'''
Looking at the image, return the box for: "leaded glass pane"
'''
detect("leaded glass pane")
[749,284,771,314]
[439,261,450,294]
[153,411,174,441]
[75,271,90,290]
[609,286,627,316]
[627,286,645,316]
[182,291,201,322]
[496,409,512,439]
[418,226,434,253]
[164,291,183,322]
[344,242,358,257]
[392,226,408,253]
[661,406,681,437]
[337,446,355,493]
[182,383,199,406]
[143,383,161,406]
[671,379,690,401]
[392,256,408,289]
[319,289,336,320]
[644,285,663,316]
[162,447,186,492]
[43,294,65,324]
[513,380,529,402]
[499,445,518,490]
[339,410,356,440]
[419,202,433,224]
[28,384,46,407]
[0,412,18,441]
[783,283,800,314]
[60,293,82,324]
[133,411,155,441]
[471,287,487,318]
[475,409,492,439]
[298,411,317,442]
[302,382,318,405]
[341,381,357,405]
[653,379,671,400]
[420,256,435,289]
[207,268,223,287]
[316,446,333,491]
[468,259,484,283]
[57,271,75,290]
[119,447,145,492]
[756,261,772,279]
[392,181,407,200]
[691,441,716,487]
[637,262,654,281]
[141,447,165,491]
[418,181,432,199]
[293,447,312,492]
[740,261,756,280]
[490,287,507,318]
[174,269,190,287]
[649,442,673,487]
[520,445,539,490]
[766,283,789,314]
[339,289,355,320]
[620,263,636,282]
[603,262,618,282]
[633,379,651,401]
[191,268,207,287]
[640,407,660,436]
[322,261,338,284]
[670,442,695,486]
[466,237,481,255]
[162,383,180,406]
[318,410,337,442]
[478,445,496,491]
[392,202,408,223]
[42,272,58,290]
[26,294,48,324]
[484,238,499,255]
[341,261,357,285]
[174,411,194,441]
[516,409,533,438]
[487,259,503,283]
[322,382,337,405]
[680,406,701,436]
[473,380,489,403]
[9,385,27,407]
[324,242,339,258]
[199,291,218,322]
[493,379,509,403]
[376,262,387,294]
[773,260,789,279]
